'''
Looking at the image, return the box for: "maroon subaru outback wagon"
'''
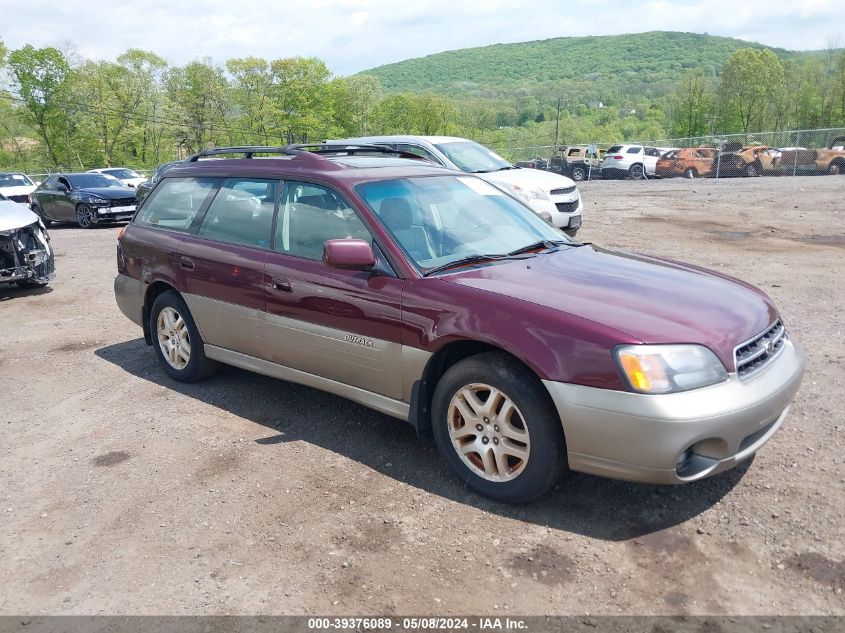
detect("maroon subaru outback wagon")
[114,145,805,502]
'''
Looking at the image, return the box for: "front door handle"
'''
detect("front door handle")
[179,256,195,270]
[270,278,292,292]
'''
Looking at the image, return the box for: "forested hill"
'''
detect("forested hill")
[361,31,801,98]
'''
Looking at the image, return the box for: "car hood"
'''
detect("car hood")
[442,245,778,369]
[0,200,40,231]
[77,187,137,199]
[477,167,576,194]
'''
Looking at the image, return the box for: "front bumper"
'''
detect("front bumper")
[534,196,583,231]
[542,339,805,484]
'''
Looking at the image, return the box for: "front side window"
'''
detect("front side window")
[396,144,440,164]
[42,176,59,190]
[433,141,512,174]
[355,175,569,273]
[197,178,278,248]
[137,177,218,232]
[275,181,372,260]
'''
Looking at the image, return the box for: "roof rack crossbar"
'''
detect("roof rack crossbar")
[185,143,429,164]
[186,146,308,162]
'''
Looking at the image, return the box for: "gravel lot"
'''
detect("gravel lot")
[1,175,843,616]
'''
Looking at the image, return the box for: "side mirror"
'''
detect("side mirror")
[323,239,376,270]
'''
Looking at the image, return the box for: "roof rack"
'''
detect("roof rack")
[186,146,307,161]
[186,144,427,163]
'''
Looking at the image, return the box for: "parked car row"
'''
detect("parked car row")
[520,135,845,181]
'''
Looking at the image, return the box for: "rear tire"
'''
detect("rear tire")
[32,204,51,227]
[570,166,586,181]
[431,352,567,503]
[829,162,844,175]
[629,164,645,180]
[744,163,759,177]
[149,291,219,382]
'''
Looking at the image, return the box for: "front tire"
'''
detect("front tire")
[75,204,97,229]
[431,352,567,502]
[570,166,586,181]
[829,162,844,175]
[744,162,759,177]
[149,291,219,382]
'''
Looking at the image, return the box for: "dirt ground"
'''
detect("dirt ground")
[1,175,843,616]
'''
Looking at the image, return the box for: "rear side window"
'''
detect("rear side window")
[137,177,218,231]
[627,146,642,154]
[197,178,279,248]
[275,181,372,260]
[567,148,581,157]
[606,146,622,154]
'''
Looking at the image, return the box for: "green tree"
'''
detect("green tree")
[267,57,332,143]
[7,45,72,165]
[718,48,785,133]
[165,59,230,152]
[226,56,273,143]
[669,70,714,137]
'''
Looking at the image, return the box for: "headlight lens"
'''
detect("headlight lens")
[510,184,549,202]
[614,344,727,394]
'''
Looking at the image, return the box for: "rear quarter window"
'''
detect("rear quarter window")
[607,146,622,153]
[136,177,218,232]
[627,147,642,154]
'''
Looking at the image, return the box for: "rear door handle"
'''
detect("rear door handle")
[270,278,292,292]
[179,256,195,270]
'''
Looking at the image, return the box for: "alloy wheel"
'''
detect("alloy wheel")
[156,307,191,370]
[447,383,530,481]
[76,204,96,228]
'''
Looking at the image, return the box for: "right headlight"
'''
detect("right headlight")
[614,344,728,394]
[509,184,549,203]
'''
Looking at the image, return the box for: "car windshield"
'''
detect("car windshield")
[0,173,34,187]
[434,141,513,174]
[67,174,123,188]
[356,175,572,274]
[104,168,141,179]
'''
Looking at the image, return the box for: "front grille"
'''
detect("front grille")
[555,200,579,213]
[7,194,29,203]
[550,186,576,196]
[734,320,787,379]
[109,197,136,207]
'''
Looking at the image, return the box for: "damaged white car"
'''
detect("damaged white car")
[0,193,55,288]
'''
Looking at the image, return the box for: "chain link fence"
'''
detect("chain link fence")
[484,127,845,180]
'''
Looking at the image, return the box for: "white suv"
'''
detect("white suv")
[601,145,668,180]
[330,136,583,236]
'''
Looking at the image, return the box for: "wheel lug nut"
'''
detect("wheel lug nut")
[482,437,489,445]
[475,424,483,432]
[483,417,490,423]
[493,437,500,445]
[494,424,500,432]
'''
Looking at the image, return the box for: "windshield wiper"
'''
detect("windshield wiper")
[422,254,511,276]
[472,165,516,174]
[507,239,569,257]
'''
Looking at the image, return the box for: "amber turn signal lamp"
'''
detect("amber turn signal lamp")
[618,354,651,392]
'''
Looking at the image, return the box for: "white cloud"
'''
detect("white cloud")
[0,0,841,75]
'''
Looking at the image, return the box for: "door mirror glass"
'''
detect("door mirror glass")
[323,239,375,270]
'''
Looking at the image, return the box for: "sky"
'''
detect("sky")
[1,0,841,75]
